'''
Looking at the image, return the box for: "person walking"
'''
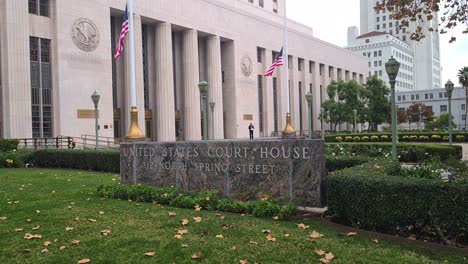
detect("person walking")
[248,123,255,140]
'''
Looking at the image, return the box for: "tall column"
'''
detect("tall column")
[0,0,32,138]
[264,49,275,136]
[206,35,224,140]
[155,22,176,142]
[182,30,201,141]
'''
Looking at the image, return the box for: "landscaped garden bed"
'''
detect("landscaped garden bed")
[326,132,468,143]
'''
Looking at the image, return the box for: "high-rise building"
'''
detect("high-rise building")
[359,0,441,90]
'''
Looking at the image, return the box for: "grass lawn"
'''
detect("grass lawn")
[0,169,466,264]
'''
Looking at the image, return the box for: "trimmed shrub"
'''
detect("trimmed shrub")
[353,136,360,142]
[344,136,353,142]
[32,149,120,173]
[370,135,380,142]
[419,135,429,141]
[431,135,442,141]
[325,155,369,172]
[380,135,389,141]
[456,135,465,142]
[327,163,468,244]
[325,132,468,143]
[361,136,369,142]
[335,136,343,142]
[0,149,35,168]
[96,184,297,220]
[0,139,19,152]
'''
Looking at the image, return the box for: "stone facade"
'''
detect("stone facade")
[121,139,326,207]
[0,0,367,140]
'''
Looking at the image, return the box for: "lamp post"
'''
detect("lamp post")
[209,100,216,140]
[385,56,400,161]
[445,80,454,144]
[305,92,313,139]
[353,109,357,133]
[91,91,100,149]
[418,105,423,130]
[321,107,325,140]
[198,81,208,140]
[464,72,468,131]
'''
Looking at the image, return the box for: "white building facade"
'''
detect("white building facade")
[396,87,467,130]
[0,0,367,141]
[347,30,415,92]
[359,0,442,90]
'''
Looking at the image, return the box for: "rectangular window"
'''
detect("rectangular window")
[398,96,401,101]
[377,17,380,22]
[29,0,49,17]
[378,50,382,56]
[259,0,264,7]
[429,93,433,99]
[383,23,386,29]
[425,94,429,99]
[298,58,302,71]
[273,77,279,132]
[402,95,406,101]
[411,95,414,100]
[379,70,382,76]
[377,25,380,30]
[462,104,466,111]
[379,61,382,66]
[374,61,377,67]
[463,115,467,121]
[257,47,262,63]
[28,0,38,14]
[258,75,264,133]
[374,51,377,57]
[416,94,419,100]
[30,36,53,138]
[440,105,448,112]
[273,0,278,13]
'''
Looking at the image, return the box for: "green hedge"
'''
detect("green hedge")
[32,149,120,173]
[326,143,462,162]
[0,139,19,151]
[0,149,35,168]
[327,132,468,143]
[325,155,369,172]
[96,184,297,220]
[327,164,468,244]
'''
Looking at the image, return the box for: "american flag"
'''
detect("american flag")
[114,6,129,59]
[264,47,284,77]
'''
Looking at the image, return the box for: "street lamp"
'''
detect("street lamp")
[385,56,400,161]
[321,107,325,140]
[418,105,423,130]
[198,81,209,140]
[353,109,357,133]
[209,100,216,140]
[91,91,100,149]
[305,92,313,139]
[445,80,454,144]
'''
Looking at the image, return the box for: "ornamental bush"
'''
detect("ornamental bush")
[419,135,429,141]
[409,135,418,141]
[456,135,465,142]
[370,135,380,142]
[431,135,442,141]
[361,136,369,142]
[353,136,361,142]
[0,139,19,152]
[0,149,34,168]
[344,136,353,142]
[335,136,343,142]
[380,135,389,141]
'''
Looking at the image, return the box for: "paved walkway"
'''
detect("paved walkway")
[455,143,468,160]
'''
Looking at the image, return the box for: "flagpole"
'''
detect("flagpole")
[125,0,145,140]
[282,0,295,138]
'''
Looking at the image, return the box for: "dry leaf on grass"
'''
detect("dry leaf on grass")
[22,249,32,253]
[408,235,417,241]
[71,240,80,246]
[168,212,177,217]
[191,252,203,259]
[0,217,7,221]
[177,229,188,235]
[215,234,224,239]
[284,233,290,237]
[205,197,210,201]
[181,244,189,248]
[77,259,91,264]
[372,239,379,244]
[99,211,105,215]
[65,227,74,231]
[144,252,156,257]
[297,223,309,229]
[194,205,202,211]
[231,246,237,251]
[32,226,40,230]
[88,219,97,223]
[272,216,279,220]
[346,232,357,237]
[15,228,24,232]
[59,246,66,250]
[43,241,52,247]
[181,219,189,226]
[262,229,271,234]
[24,233,42,240]
[249,241,258,245]
[240,260,248,264]
[193,217,202,223]
[319,252,335,263]
[266,235,276,242]
[41,248,48,253]
[310,231,324,239]
[100,230,111,236]
[174,235,183,239]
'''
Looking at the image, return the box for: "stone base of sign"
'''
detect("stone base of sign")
[120,139,325,207]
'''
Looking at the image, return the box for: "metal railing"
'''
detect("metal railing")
[17,135,120,150]
[270,130,323,138]
[80,134,120,149]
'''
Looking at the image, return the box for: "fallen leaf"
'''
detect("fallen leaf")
[241,214,246,217]
[71,240,80,246]
[193,217,202,223]
[174,234,183,239]
[266,235,276,242]
[181,219,189,226]
[44,241,52,247]
[372,239,379,244]
[315,249,325,256]
[297,223,310,230]
[346,232,358,237]
[53,239,59,243]
[0,217,7,221]
[24,233,42,240]
[144,252,156,257]
[32,225,40,231]
[26,219,31,222]
[99,211,105,215]
[215,234,224,239]
[181,244,189,248]
[41,248,48,253]
[262,229,271,234]
[310,231,324,239]
[78,259,91,264]
[272,216,279,220]
[220,216,226,220]
[59,246,66,250]
[100,230,111,236]
[35,210,40,214]
[325,252,335,261]
[408,235,417,241]
[205,197,210,201]
[284,233,290,237]
[240,260,248,264]
[22,249,32,253]
[194,205,202,211]
[191,252,203,259]
[65,227,74,231]
[177,229,188,235]
[231,246,237,251]
[15,228,24,232]
[168,212,177,217]
[319,258,330,264]
[249,241,258,245]
[88,219,97,223]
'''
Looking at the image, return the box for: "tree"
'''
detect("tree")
[426,113,457,130]
[365,75,391,131]
[458,66,468,130]
[397,108,408,126]
[321,80,367,132]
[405,103,435,130]
[374,1,468,42]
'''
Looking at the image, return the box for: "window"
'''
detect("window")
[259,0,264,7]
[368,62,371,67]
[30,37,53,138]
[411,95,415,100]
[378,50,382,56]
[430,93,433,99]
[29,0,49,17]
[377,17,380,22]
[398,96,401,101]
[258,75,264,132]
[365,39,370,43]
[440,105,448,112]
[374,51,377,57]
[377,25,380,30]
[402,95,406,101]
[383,23,386,29]
[463,115,467,121]
[374,61,377,67]
[379,61,382,66]
[298,58,302,71]
[402,36,406,41]
[257,47,262,63]
[273,0,278,13]
[379,70,382,76]
[389,22,393,27]
[462,104,466,111]
[383,16,386,21]
[416,94,419,100]
[248,0,253,3]
[425,94,428,99]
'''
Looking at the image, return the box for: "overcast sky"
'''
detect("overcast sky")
[286,0,468,87]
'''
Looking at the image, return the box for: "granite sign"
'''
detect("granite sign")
[121,139,325,207]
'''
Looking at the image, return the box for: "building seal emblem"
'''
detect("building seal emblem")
[241,55,253,77]
[71,18,100,52]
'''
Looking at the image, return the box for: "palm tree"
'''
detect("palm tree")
[458,67,468,130]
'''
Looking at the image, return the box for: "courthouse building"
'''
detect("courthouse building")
[0,0,367,141]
